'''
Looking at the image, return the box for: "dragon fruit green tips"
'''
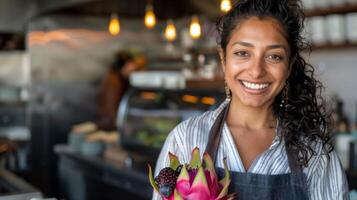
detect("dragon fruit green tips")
[148,147,236,200]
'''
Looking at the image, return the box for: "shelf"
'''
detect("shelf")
[305,3,357,17]
[186,77,225,90]
[0,101,28,106]
[311,43,357,50]
[128,108,202,118]
[150,56,183,62]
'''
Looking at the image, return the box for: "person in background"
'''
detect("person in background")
[96,51,146,131]
[153,0,349,199]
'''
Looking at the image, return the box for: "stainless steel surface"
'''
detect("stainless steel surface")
[0,169,42,199]
[0,192,42,200]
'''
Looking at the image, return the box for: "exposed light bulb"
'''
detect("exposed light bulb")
[189,16,201,39]
[220,0,232,13]
[164,20,177,42]
[108,13,120,35]
[144,4,156,29]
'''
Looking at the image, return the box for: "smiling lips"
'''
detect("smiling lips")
[239,80,271,94]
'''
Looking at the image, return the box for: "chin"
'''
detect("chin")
[244,101,266,108]
[237,96,272,108]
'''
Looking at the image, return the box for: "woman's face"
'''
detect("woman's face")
[120,61,138,77]
[221,17,291,108]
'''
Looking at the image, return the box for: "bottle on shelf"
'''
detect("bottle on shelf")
[351,101,357,136]
[331,95,350,133]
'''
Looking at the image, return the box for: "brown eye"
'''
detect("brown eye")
[234,51,249,58]
[267,54,283,63]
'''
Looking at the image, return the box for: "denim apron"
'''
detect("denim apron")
[205,103,309,200]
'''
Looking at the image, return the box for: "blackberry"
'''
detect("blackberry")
[159,184,174,198]
[154,167,177,198]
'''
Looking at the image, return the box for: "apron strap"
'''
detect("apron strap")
[276,123,303,174]
[205,103,230,165]
[285,143,303,173]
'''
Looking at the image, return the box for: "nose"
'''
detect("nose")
[248,55,266,79]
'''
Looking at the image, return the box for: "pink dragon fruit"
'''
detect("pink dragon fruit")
[148,147,235,200]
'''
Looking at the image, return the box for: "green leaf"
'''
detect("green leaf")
[217,158,234,199]
[189,147,202,168]
[203,152,217,177]
[148,164,159,192]
[177,164,189,182]
[217,179,231,199]
[219,157,230,187]
[169,152,181,170]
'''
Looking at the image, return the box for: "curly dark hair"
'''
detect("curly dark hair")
[216,0,333,167]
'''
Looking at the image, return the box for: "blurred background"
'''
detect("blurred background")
[1,0,357,199]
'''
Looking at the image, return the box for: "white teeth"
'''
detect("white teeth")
[241,81,269,90]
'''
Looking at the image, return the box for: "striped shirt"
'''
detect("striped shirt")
[153,100,349,200]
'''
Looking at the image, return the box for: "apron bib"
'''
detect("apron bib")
[205,103,309,200]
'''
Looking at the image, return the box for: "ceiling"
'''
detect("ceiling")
[0,0,222,33]
[47,0,197,19]
[38,0,222,19]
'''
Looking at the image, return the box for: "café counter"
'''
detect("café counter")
[54,145,152,200]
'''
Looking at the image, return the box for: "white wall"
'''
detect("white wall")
[308,48,357,123]
[0,51,29,87]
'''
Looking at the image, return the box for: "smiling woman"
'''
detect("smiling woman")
[220,17,291,110]
[152,0,349,200]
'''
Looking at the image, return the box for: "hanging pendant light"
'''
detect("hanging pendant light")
[144,3,156,29]
[108,13,120,35]
[189,15,201,39]
[164,19,177,42]
[220,0,232,13]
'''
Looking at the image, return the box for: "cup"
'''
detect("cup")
[335,133,354,169]
[68,132,86,152]
[314,0,330,9]
[329,0,347,7]
[302,0,315,11]
[80,140,105,157]
[326,14,346,44]
[309,16,327,45]
[346,13,357,43]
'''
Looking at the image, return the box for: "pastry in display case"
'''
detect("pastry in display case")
[116,87,224,158]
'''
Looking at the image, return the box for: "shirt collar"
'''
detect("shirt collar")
[211,99,230,121]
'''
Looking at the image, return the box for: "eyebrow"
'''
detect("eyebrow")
[232,41,288,51]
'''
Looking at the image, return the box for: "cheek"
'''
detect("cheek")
[270,62,289,77]
[124,64,136,72]
[275,70,289,92]
[224,58,244,75]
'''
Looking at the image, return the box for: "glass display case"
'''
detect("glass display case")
[116,87,225,158]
